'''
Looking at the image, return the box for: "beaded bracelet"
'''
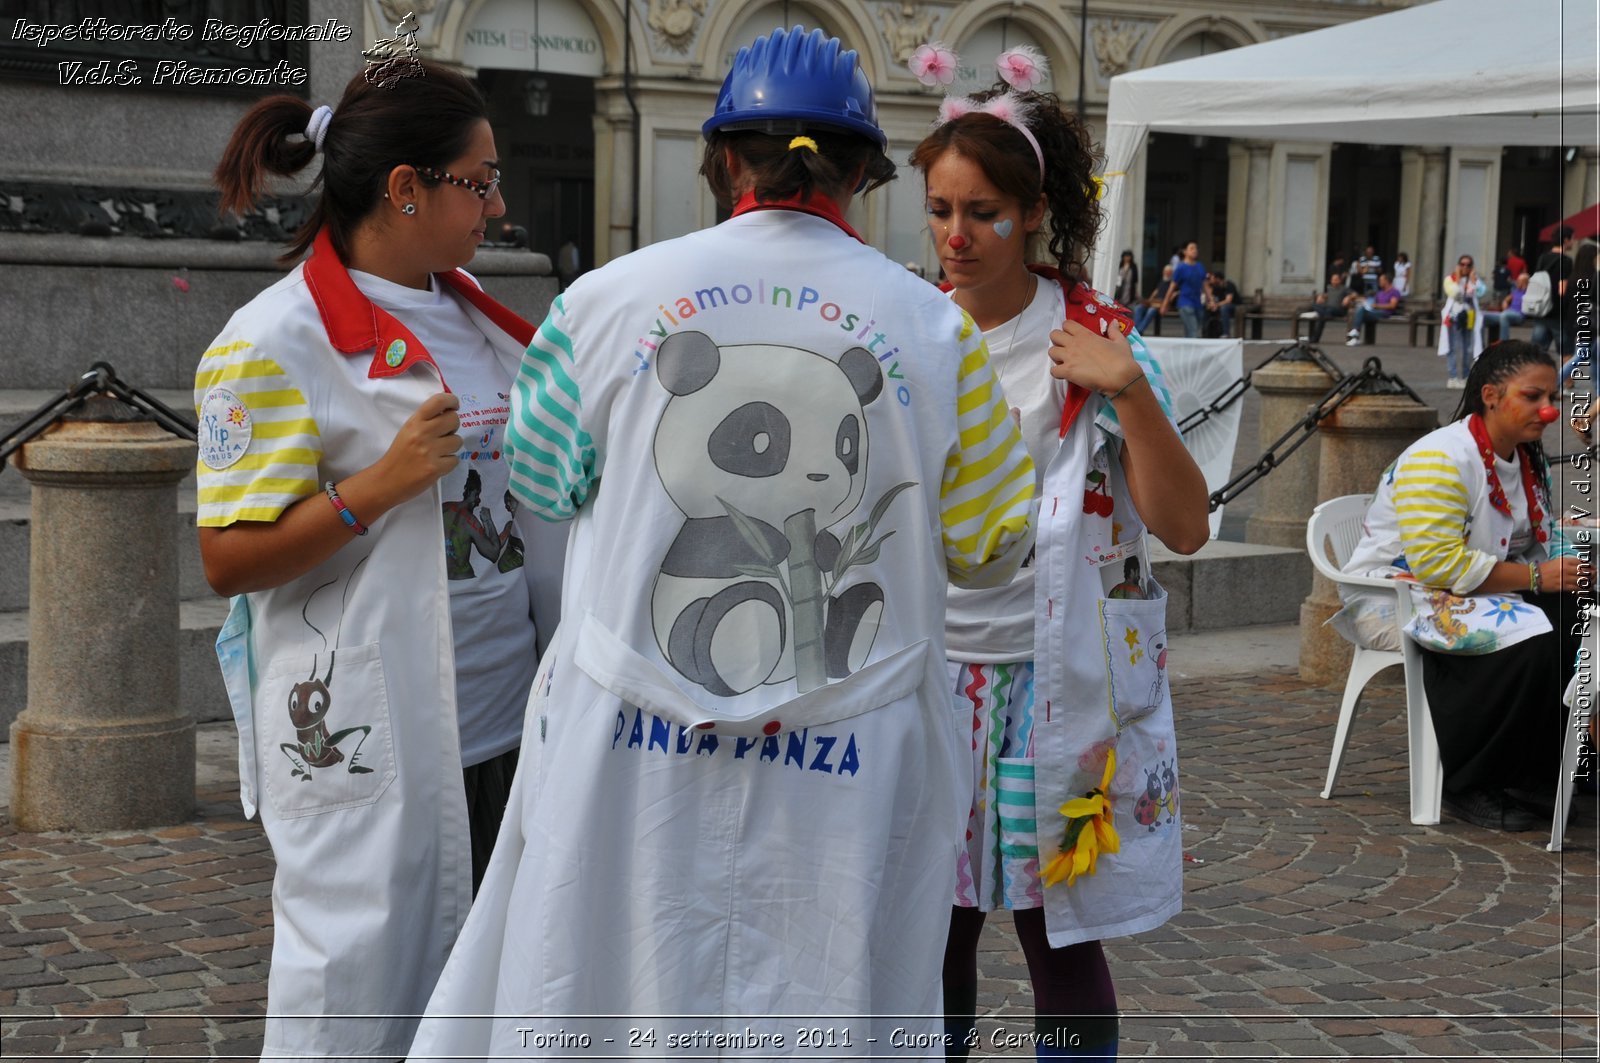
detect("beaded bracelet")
[325,481,368,536]
[1529,561,1542,594]
[1107,373,1146,402]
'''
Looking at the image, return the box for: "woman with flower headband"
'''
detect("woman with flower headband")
[196,58,558,1058]
[908,42,1208,1060]
[1337,341,1587,832]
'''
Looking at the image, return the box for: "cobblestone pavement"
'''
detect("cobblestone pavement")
[2,667,1596,1060]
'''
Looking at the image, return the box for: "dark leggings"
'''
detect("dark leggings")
[943,905,1119,1060]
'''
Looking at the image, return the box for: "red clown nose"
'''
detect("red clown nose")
[1538,405,1560,423]
[948,234,968,250]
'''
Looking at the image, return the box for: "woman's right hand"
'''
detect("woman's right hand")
[374,391,462,504]
[1539,555,1593,594]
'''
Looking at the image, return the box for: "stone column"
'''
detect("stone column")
[1395,147,1425,283]
[1245,356,1341,549]
[1299,393,1439,686]
[1239,141,1272,299]
[9,399,197,830]
[1414,148,1449,302]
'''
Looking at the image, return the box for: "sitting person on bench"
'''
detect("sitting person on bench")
[1306,271,1359,343]
[1345,273,1403,345]
[1133,264,1174,336]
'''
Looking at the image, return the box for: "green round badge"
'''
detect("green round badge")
[385,339,406,367]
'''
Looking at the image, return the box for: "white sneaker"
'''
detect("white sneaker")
[1446,378,1464,389]
[1346,328,1359,338]
[1345,337,1361,346]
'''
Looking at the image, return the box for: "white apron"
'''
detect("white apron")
[411,206,1038,1059]
[206,239,537,1060]
[1031,395,1184,948]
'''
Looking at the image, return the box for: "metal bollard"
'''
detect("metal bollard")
[1298,393,1438,686]
[9,396,197,830]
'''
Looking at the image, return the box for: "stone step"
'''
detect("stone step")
[1,598,233,741]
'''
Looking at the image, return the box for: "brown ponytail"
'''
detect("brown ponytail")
[213,60,489,266]
[700,128,895,211]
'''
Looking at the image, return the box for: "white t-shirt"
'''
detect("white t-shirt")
[1495,451,1533,558]
[351,270,537,766]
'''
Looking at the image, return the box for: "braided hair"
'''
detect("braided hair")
[1456,339,1558,488]
[908,85,1102,280]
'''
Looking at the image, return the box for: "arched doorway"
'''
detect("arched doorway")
[463,0,602,279]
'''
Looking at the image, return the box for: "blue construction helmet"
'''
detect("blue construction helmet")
[703,26,886,149]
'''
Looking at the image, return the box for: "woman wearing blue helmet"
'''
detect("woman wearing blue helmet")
[408,26,1037,1059]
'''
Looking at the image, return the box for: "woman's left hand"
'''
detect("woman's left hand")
[1047,319,1140,395]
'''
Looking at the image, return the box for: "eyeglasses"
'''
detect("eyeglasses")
[1459,260,1473,267]
[415,165,501,200]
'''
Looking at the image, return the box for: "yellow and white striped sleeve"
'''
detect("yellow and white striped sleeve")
[192,340,322,528]
[1391,449,1493,593]
[940,311,1036,589]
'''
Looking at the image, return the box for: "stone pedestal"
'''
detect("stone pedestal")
[1246,358,1341,549]
[1299,394,1439,686]
[9,404,197,830]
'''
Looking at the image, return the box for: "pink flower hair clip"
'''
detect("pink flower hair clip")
[909,41,958,87]
[996,46,1049,93]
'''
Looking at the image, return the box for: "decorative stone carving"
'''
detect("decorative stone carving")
[379,0,438,26]
[880,2,939,66]
[1090,19,1142,80]
[0,181,309,242]
[648,0,706,53]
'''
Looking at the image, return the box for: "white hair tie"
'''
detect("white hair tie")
[305,104,334,152]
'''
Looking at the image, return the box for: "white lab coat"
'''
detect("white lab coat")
[205,232,538,1060]
[1030,389,1184,947]
[410,205,1035,1059]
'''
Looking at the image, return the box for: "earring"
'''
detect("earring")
[401,203,416,216]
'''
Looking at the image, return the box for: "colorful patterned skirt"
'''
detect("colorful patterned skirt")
[949,659,1043,911]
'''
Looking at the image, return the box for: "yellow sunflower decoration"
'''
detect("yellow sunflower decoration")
[1041,747,1121,888]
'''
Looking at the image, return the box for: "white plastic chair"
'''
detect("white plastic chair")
[1306,495,1443,825]
[1550,601,1595,852]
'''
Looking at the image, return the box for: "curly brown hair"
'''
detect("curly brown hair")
[908,84,1102,279]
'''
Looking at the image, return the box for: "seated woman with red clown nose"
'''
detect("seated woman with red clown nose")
[1336,341,1589,832]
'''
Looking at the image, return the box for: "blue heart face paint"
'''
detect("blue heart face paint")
[993,218,1014,239]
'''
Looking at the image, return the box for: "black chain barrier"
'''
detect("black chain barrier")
[1175,339,1346,438]
[0,362,197,474]
[1193,346,1425,514]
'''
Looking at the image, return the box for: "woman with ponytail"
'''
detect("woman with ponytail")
[1339,341,1587,832]
[197,59,552,1059]
[908,43,1208,1061]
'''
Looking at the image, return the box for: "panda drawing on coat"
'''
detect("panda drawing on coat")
[650,329,915,697]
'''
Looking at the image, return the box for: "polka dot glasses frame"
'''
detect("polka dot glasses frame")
[415,166,502,200]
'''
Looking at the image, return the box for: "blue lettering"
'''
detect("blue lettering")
[735,736,759,758]
[897,385,911,407]
[612,710,627,749]
[784,728,809,768]
[627,708,645,749]
[648,714,670,753]
[732,284,753,304]
[838,734,861,776]
[696,732,719,756]
[810,734,837,773]
[675,724,693,754]
[759,735,781,762]
[796,287,819,311]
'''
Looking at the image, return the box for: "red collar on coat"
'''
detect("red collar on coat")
[730,191,864,243]
[302,228,536,384]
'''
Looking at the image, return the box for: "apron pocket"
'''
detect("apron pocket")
[258,641,398,819]
[1099,585,1171,733]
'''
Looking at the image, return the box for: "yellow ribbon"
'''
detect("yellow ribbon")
[1041,747,1122,888]
[789,136,819,154]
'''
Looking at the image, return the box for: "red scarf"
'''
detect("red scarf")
[730,191,863,243]
[1466,413,1548,544]
[1026,266,1135,437]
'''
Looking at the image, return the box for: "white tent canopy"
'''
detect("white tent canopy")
[1091,0,1599,290]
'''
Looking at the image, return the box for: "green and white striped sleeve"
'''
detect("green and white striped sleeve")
[506,294,599,521]
[1392,449,1493,593]
[940,311,1036,589]
[193,340,322,527]
[1094,329,1176,436]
